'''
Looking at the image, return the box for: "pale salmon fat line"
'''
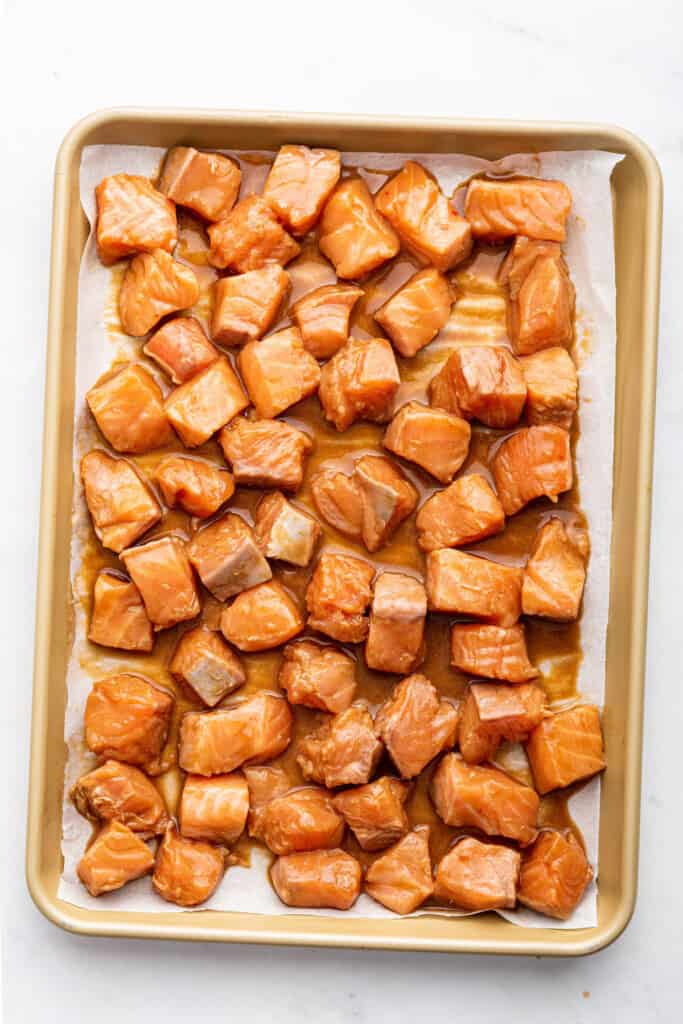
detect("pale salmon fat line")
[58,144,622,928]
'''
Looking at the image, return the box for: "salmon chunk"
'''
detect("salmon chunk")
[153,825,225,906]
[187,512,271,601]
[211,266,290,346]
[239,327,321,418]
[143,317,218,384]
[81,450,161,553]
[155,455,234,518]
[375,674,458,778]
[430,753,539,845]
[383,402,470,484]
[526,705,605,794]
[170,624,246,706]
[354,455,418,552]
[164,357,249,448]
[86,364,173,454]
[253,492,321,567]
[208,195,300,272]
[220,580,304,651]
[71,760,168,835]
[119,250,199,337]
[464,178,572,242]
[263,145,341,235]
[416,475,505,551]
[458,682,547,764]
[158,147,241,222]
[434,837,520,911]
[244,765,292,840]
[426,549,523,627]
[121,536,200,630]
[179,773,249,845]
[365,572,427,675]
[375,269,453,357]
[179,693,293,775]
[492,425,573,516]
[219,417,313,492]
[375,161,472,270]
[88,571,154,653]
[429,346,527,429]
[450,623,538,683]
[258,786,345,856]
[522,518,586,620]
[270,849,361,910]
[520,348,578,429]
[501,239,575,355]
[332,776,409,851]
[291,283,363,358]
[318,177,399,279]
[84,674,173,774]
[319,336,400,432]
[296,704,383,788]
[306,552,374,643]
[278,640,357,714]
[365,826,434,915]
[310,469,363,541]
[96,173,177,266]
[77,821,155,896]
[518,830,593,919]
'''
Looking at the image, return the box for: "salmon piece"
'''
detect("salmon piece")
[179,773,249,845]
[426,549,523,626]
[296,704,383,788]
[155,455,234,518]
[310,469,363,541]
[220,580,304,651]
[375,674,458,778]
[354,455,418,553]
[499,237,563,296]
[319,336,400,432]
[253,491,321,567]
[153,825,225,906]
[492,425,573,516]
[458,681,547,764]
[383,402,470,484]
[364,826,434,914]
[500,239,575,355]
[84,674,173,774]
[365,572,427,675]
[434,837,520,911]
[239,327,321,418]
[119,249,199,337]
[158,147,241,222]
[211,266,290,346]
[71,760,168,835]
[88,571,154,653]
[416,475,505,551]
[278,640,357,714]
[143,316,218,384]
[518,830,593,919]
[429,346,527,429]
[164,357,249,448]
[81,450,161,553]
[430,753,539,845]
[95,174,177,266]
[450,623,538,683]
[332,776,410,851]
[121,536,200,630]
[522,518,586,620]
[77,821,155,896]
[306,552,374,643]
[464,177,572,242]
[208,195,300,272]
[86,364,173,454]
[179,692,293,775]
[526,705,605,794]
[291,284,363,359]
[259,786,345,855]
[319,177,399,279]
[263,145,341,235]
[520,348,577,429]
[219,417,313,492]
[270,849,361,910]
[187,512,271,601]
[375,269,453,357]
[243,765,292,840]
[170,624,246,706]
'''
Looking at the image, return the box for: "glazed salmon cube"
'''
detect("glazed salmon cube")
[278,640,357,714]
[270,849,361,910]
[458,681,547,764]
[518,830,593,919]
[501,239,575,355]
[499,237,563,296]
[375,674,458,778]
[306,552,374,643]
[220,580,304,651]
[143,316,218,384]
[434,837,520,911]
[258,786,345,856]
[526,705,605,794]
[239,327,321,418]
[253,491,321,567]
[296,704,383,788]
[155,455,234,518]
[426,549,523,626]
[179,692,293,775]
[88,571,154,653]
[263,145,341,235]
[383,402,471,484]
[95,173,177,266]
[291,283,363,359]
[375,269,453,358]
[430,753,539,845]
[164,357,249,448]
[158,147,241,222]
[310,469,363,541]
[365,826,434,914]
[187,512,271,601]
[121,536,200,630]
[429,346,527,429]
[84,674,174,774]
[318,177,399,279]
[119,249,199,337]
[416,475,505,552]
[243,765,292,839]
[77,821,155,896]
[208,195,300,272]
[376,161,472,271]
[332,776,409,851]
[319,336,400,432]
[464,177,572,242]
[86,364,173,454]
[179,773,249,845]
[522,518,586,620]
[81,450,161,553]
[365,572,427,675]
[71,760,169,835]
[492,425,573,516]
[219,417,313,492]
[354,455,418,552]
[153,825,225,906]
[211,266,290,346]
[170,624,246,706]
[450,623,538,683]
[520,347,578,429]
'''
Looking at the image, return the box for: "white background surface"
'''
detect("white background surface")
[1,0,681,1020]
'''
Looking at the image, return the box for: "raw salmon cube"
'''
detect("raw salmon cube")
[278,640,357,714]
[121,536,200,630]
[179,692,293,775]
[143,316,218,384]
[258,786,345,856]
[375,269,453,357]
[526,705,605,794]
[187,512,271,601]
[306,552,374,643]
[319,336,400,432]
[332,776,409,851]
[501,239,575,355]
[71,760,169,835]
[86,364,173,454]
[84,674,174,774]
[164,357,249,448]
[263,145,341,235]
[208,195,300,272]
[170,624,246,706]
[429,346,527,429]
[219,417,313,492]
[365,826,434,914]
[88,571,154,653]
[253,491,321,567]
[365,572,427,675]
[95,173,177,266]
[220,580,304,651]
[499,237,563,296]
[520,347,578,429]
[416,475,505,551]
[270,849,361,910]
[522,518,586,620]
[158,147,241,222]
[152,825,225,906]
[426,549,523,626]
[375,674,458,778]
[244,765,292,840]
[450,623,538,683]
[492,425,573,516]
[310,469,363,541]
[291,283,363,358]
[318,177,399,279]
[211,266,290,346]
[155,455,234,518]
[354,455,418,552]
[81,450,161,553]
[464,177,572,242]
[383,402,471,484]
[434,837,520,911]
[179,773,249,845]
[239,327,321,418]
[119,249,199,337]
[458,681,547,764]
[77,821,155,896]
[296,704,383,788]
[518,830,593,919]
